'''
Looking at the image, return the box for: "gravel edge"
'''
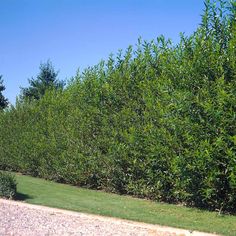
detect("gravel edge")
[0,199,219,236]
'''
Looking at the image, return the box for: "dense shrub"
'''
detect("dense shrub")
[0,0,235,213]
[0,172,17,199]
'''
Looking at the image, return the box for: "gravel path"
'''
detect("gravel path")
[0,199,218,236]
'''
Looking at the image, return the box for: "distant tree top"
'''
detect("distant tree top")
[20,60,65,101]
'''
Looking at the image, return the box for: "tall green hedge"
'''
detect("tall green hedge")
[0,0,235,213]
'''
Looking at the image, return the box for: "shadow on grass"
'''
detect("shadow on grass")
[15,192,33,201]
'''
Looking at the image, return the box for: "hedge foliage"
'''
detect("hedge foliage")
[0,172,17,199]
[0,0,235,213]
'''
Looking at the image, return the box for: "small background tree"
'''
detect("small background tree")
[20,60,65,100]
[0,76,8,110]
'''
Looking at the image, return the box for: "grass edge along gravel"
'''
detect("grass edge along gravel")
[11,173,236,236]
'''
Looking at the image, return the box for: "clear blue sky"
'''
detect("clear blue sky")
[0,0,204,104]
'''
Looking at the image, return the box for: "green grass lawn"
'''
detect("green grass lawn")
[14,174,236,236]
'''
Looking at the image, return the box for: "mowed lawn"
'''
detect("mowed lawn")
[15,174,236,236]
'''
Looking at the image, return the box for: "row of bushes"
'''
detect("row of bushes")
[0,0,235,212]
